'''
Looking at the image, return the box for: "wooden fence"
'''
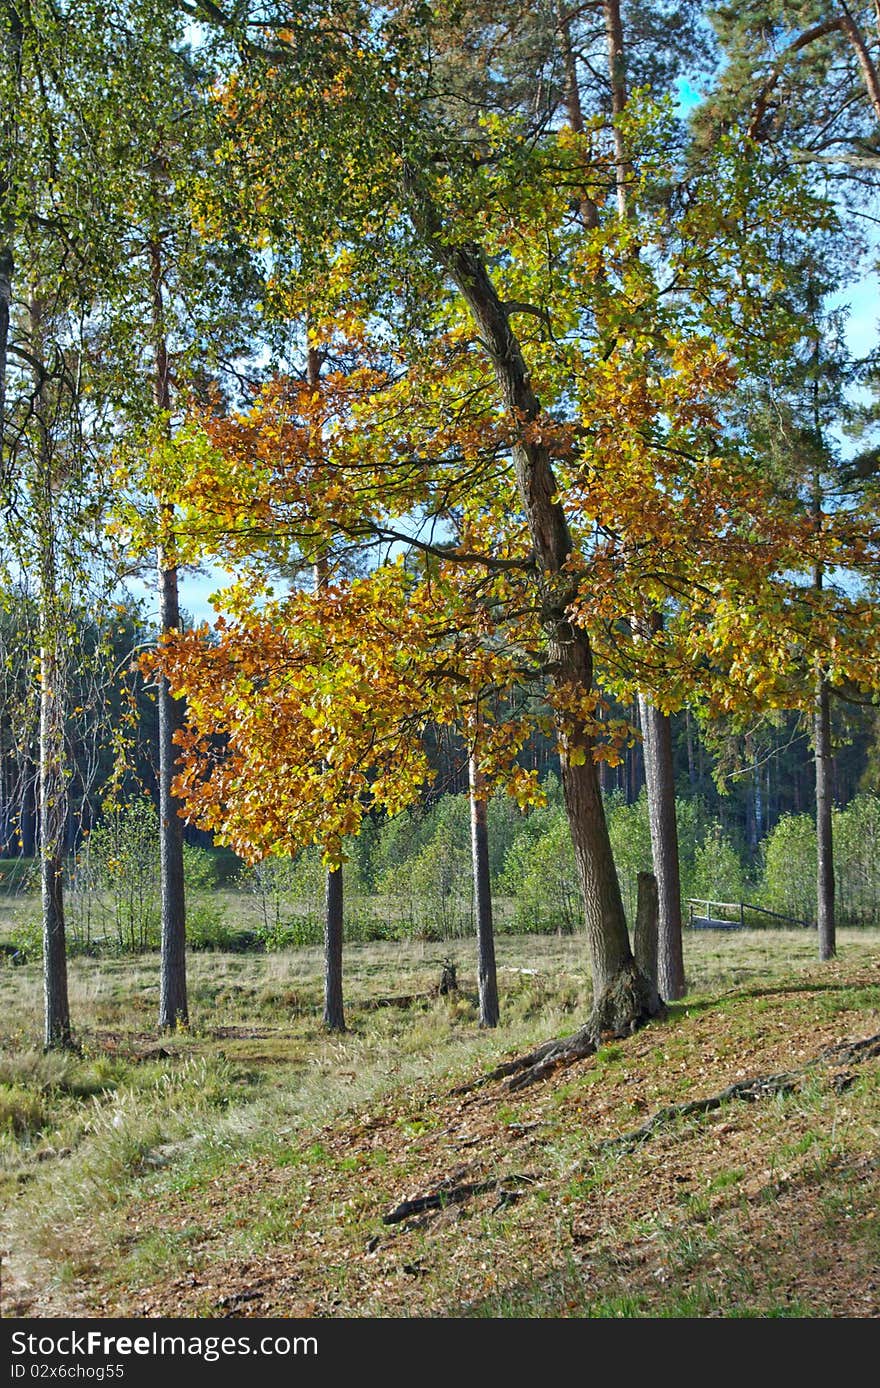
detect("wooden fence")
[687,899,812,931]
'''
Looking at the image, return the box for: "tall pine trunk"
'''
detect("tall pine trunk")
[323,864,345,1031]
[815,673,835,961]
[811,364,835,963]
[0,4,22,478]
[30,296,71,1048]
[638,695,686,1000]
[602,0,630,216]
[468,728,499,1028]
[157,545,188,1028]
[0,241,11,462]
[151,240,187,1030]
[38,569,69,1043]
[604,0,685,1000]
[308,344,345,1032]
[557,3,600,230]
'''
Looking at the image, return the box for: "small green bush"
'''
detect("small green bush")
[0,1084,47,1138]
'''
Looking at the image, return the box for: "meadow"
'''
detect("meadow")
[1,926,878,1317]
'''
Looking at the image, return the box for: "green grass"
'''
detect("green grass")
[1,927,879,1317]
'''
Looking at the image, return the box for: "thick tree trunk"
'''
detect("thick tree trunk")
[323,865,345,1031]
[633,870,658,995]
[151,240,187,1030]
[468,738,499,1028]
[815,674,835,961]
[638,695,686,1000]
[406,181,660,1031]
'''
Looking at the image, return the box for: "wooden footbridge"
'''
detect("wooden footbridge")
[687,899,812,931]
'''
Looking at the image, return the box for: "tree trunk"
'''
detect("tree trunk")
[603,0,684,1004]
[811,360,835,964]
[468,735,499,1028]
[323,864,345,1031]
[157,548,188,1028]
[30,295,70,1049]
[815,673,835,961]
[557,2,600,229]
[685,707,697,788]
[151,240,187,1030]
[638,695,686,1000]
[603,0,630,217]
[633,871,658,995]
[627,698,642,803]
[0,242,11,465]
[0,5,22,479]
[40,627,70,1049]
[308,343,346,1032]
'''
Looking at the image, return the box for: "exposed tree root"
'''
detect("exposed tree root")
[382,1172,536,1225]
[453,962,664,1094]
[602,1028,880,1151]
[602,1074,799,1151]
[819,1031,880,1066]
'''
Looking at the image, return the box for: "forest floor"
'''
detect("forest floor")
[1,929,879,1318]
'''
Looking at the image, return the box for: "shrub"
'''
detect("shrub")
[833,795,880,926]
[690,823,747,907]
[501,807,580,934]
[80,799,161,951]
[759,814,816,924]
[606,793,653,925]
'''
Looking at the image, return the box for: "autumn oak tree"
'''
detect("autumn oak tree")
[131,0,880,1068]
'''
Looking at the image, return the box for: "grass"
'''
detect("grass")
[0,927,879,1317]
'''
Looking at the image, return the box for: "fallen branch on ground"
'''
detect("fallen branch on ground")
[382,1173,536,1225]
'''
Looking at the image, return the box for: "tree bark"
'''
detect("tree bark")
[685,707,696,789]
[40,597,70,1048]
[633,870,658,995]
[557,2,600,229]
[308,343,346,1032]
[602,0,683,1002]
[29,296,70,1049]
[602,0,630,217]
[405,188,658,1025]
[810,336,835,964]
[0,4,22,482]
[815,673,835,961]
[157,547,188,1028]
[151,240,188,1030]
[638,695,686,1000]
[323,864,345,1031]
[468,731,499,1028]
[0,242,11,468]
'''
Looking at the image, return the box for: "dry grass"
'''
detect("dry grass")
[1,928,879,1318]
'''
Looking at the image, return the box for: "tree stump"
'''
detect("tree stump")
[634,871,659,997]
[439,959,458,995]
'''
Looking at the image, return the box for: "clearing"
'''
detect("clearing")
[1,929,878,1318]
